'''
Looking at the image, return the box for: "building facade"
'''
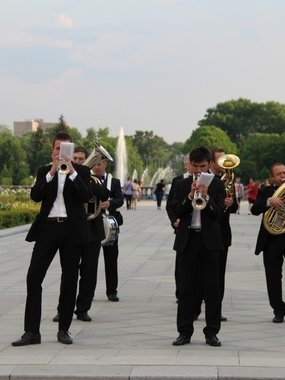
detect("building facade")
[13,119,56,136]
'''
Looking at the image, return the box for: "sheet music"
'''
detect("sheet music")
[197,172,214,187]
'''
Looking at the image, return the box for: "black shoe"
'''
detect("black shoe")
[53,313,59,322]
[220,315,228,322]
[206,335,222,347]
[12,332,41,347]
[57,330,73,345]
[77,312,92,322]
[108,294,119,302]
[273,314,284,323]
[172,334,191,346]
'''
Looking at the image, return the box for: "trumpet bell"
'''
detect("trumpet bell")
[191,195,207,210]
[58,161,69,174]
[217,154,240,170]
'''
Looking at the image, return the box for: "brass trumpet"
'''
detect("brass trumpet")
[191,174,207,210]
[57,161,70,174]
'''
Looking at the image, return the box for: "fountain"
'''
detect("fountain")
[115,127,128,185]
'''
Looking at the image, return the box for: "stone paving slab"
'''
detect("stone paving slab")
[0,200,285,379]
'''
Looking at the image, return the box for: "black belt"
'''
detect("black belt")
[190,229,202,233]
[47,217,68,222]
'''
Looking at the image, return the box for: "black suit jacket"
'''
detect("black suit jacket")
[172,176,225,253]
[166,174,184,226]
[88,177,111,242]
[251,185,278,255]
[26,163,90,244]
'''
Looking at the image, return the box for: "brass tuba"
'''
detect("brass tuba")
[217,154,240,197]
[83,145,113,220]
[263,181,285,235]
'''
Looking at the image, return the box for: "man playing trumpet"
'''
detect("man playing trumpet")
[171,146,225,347]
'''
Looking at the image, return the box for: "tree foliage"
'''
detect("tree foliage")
[183,126,238,154]
[199,98,285,144]
[239,133,285,181]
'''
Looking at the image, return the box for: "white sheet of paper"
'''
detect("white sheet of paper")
[197,172,214,187]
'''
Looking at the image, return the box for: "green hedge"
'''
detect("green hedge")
[0,209,38,229]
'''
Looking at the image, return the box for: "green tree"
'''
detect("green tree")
[199,98,285,144]
[0,130,29,184]
[239,133,285,182]
[183,126,238,154]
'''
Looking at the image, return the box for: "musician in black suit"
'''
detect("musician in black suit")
[91,156,124,302]
[12,133,90,346]
[53,146,111,323]
[194,148,238,321]
[251,162,285,323]
[172,147,225,347]
[166,153,193,300]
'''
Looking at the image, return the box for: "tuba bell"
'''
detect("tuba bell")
[217,154,240,197]
[83,145,113,220]
[263,180,285,235]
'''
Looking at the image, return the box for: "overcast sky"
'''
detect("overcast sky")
[1,0,285,143]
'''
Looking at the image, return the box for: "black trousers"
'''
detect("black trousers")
[75,239,101,313]
[263,235,285,316]
[176,231,221,338]
[102,239,119,296]
[24,222,81,333]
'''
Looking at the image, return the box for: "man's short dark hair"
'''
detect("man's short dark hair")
[74,146,89,158]
[270,162,285,176]
[189,146,211,163]
[211,148,225,162]
[52,132,72,147]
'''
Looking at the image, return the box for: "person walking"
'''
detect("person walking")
[171,146,225,347]
[154,179,165,210]
[131,179,141,210]
[166,153,193,301]
[246,177,259,214]
[234,177,244,214]
[123,176,133,210]
[53,146,111,323]
[12,133,90,346]
[251,162,285,323]
[92,155,124,302]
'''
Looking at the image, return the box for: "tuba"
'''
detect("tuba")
[83,145,113,220]
[217,154,240,197]
[263,181,285,235]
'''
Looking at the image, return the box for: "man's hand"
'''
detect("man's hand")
[268,196,284,210]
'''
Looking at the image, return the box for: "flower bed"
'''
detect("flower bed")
[0,187,40,230]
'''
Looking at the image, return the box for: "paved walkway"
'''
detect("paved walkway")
[1,200,285,379]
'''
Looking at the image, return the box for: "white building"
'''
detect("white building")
[13,119,56,136]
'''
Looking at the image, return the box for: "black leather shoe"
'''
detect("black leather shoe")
[206,335,222,347]
[220,315,228,322]
[77,312,92,322]
[172,334,191,346]
[108,294,119,302]
[12,332,41,347]
[57,330,73,345]
[273,314,284,323]
[53,313,59,322]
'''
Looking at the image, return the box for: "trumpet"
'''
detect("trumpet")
[191,174,207,210]
[57,160,70,174]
